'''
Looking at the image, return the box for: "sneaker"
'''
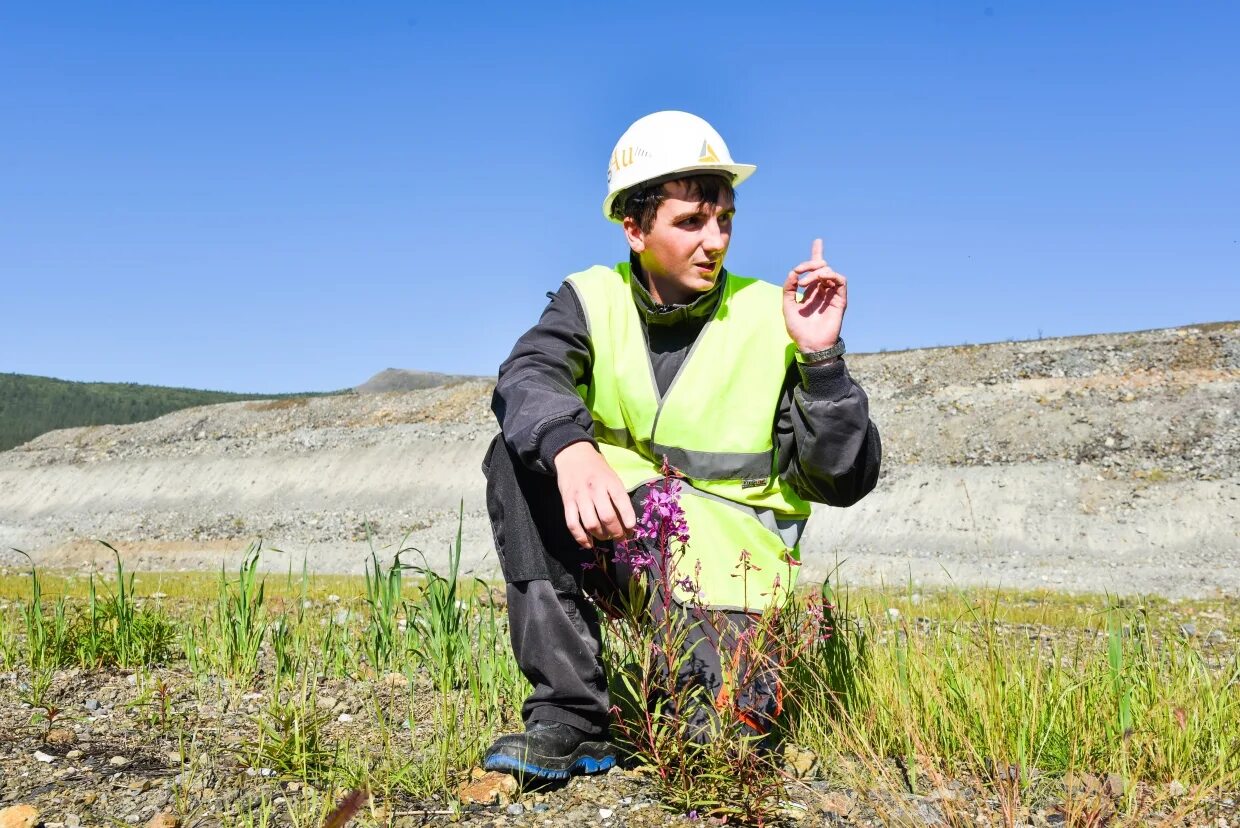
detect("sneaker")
[482,721,618,781]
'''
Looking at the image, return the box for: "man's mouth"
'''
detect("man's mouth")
[694,262,716,274]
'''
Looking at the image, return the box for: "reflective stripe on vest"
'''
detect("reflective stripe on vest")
[566,262,812,611]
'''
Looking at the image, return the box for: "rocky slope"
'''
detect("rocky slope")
[1,322,1236,597]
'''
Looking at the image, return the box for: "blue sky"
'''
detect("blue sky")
[3,2,1237,392]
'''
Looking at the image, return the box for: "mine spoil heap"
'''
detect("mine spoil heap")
[1,322,1236,598]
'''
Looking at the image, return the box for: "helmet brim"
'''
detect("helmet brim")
[603,162,756,223]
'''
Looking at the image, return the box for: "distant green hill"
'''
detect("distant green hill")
[0,373,327,452]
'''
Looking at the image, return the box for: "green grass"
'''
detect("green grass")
[1,550,1236,825]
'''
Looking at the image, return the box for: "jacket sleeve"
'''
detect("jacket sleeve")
[775,358,882,506]
[491,283,597,474]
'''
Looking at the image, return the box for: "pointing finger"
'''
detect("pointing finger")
[811,238,823,263]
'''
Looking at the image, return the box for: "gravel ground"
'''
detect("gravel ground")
[1,626,1236,828]
[1,322,1237,598]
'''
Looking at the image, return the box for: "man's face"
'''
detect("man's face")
[623,179,734,301]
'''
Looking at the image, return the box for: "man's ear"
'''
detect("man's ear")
[622,216,646,254]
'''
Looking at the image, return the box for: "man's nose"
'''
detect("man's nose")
[701,219,726,254]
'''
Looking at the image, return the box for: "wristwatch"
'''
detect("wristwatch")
[794,338,845,364]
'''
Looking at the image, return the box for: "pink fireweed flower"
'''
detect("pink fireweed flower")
[611,538,656,572]
[636,477,690,545]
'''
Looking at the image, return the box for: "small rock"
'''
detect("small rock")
[46,728,76,746]
[887,607,901,621]
[457,770,518,805]
[1179,623,1198,638]
[817,793,856,818]
[1206,629,1227,645]
[84,699,101,711]
[381,672,408,688]
[915,800,945,825]
[1169,780,1187,797]
[126,674,137,685]
[1104,773,1125,797]
[33,751,56,763]
[0,805,40,828]
[81,793,98,806]
[337,713,353,723]
[599,808,614,819]
[326,594,341,603]
[146,811,179,828]
[505,804,524,816]
[65,816,81,828]
[783,745,817,778]
[167,751,182,766]
[66,750,83,760]
[316,696,338,712]
[109,755,129,767]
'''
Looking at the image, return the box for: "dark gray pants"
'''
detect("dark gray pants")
[482,435,779,739]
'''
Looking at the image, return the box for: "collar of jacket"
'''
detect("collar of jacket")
[628,253,726,327]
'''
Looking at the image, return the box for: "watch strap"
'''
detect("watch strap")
[795,338,846,364]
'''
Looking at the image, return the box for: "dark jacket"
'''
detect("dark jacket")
[491,261,881,508]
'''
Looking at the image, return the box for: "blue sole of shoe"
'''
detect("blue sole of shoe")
[483,752,616,780]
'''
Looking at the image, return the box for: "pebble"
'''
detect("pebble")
[337,713,353,723]
[33,751,56,763]
[1206,629,1228,645]
[1179,623,1198,638]
[381,672,408,688]
[146,812,179,828]
[84,699,101,711]
[1169,780,1187,797]
[505,804,524,816]
[109,755,129,767]
[66,750,83,760]
[599,808,614,819]
[0,805,40,828]
[457,770,518,806]
[46,728,76,745]
[66,816,81,828]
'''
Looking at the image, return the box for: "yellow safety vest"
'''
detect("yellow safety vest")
[565,262,811,611]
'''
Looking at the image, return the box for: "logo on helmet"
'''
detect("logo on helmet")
[609,146,652,180]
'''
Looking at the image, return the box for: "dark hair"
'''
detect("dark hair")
[612,173,735,232]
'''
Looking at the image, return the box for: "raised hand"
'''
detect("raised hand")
[781,238,847,354]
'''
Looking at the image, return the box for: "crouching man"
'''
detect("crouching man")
[481,111,882,781]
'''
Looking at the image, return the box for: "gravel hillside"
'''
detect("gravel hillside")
[2,322,1236,598]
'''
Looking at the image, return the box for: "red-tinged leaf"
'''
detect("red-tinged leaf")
[322,788,367,828]
[1174,707,1187,731]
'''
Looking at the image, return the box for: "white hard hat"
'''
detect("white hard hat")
[603,111,756,223]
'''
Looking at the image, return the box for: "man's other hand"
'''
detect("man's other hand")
[783,237,847,353]
[553,442,637,549]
